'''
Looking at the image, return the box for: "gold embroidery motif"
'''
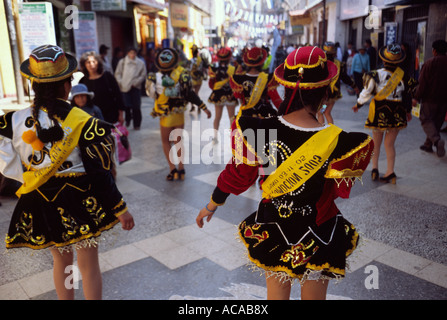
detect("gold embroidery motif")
[5,212,46,245]
[84,118,106,141]
[280,240,319,268]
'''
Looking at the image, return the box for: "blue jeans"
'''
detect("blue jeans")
[122,87,142,128]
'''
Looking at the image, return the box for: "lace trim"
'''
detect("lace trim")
[277,116,329,132]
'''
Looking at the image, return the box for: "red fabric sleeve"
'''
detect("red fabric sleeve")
[217,161,259,196]
[267,77,282,109]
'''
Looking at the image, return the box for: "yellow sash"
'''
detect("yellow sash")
[154,66,184,114]
[213,65,235,90]
[261,124,342,199]
[17,107,92,196]
[239,72,269,112]
[368,67,404,123]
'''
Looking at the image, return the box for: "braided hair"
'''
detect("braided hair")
[31,78,69,143]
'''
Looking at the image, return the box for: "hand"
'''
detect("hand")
[204,108,212,119]
[196,203,217,228]
[118,211,135,230]
[118,110,125,125]
[352,104,359,113]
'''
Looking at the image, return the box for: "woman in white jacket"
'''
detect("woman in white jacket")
[115,48,147,130]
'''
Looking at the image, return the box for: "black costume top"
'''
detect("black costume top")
[0,100,127,250]
[210,115,373,283]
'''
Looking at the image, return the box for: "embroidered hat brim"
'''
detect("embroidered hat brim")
[20,45,78,83]
[379,45,406,64]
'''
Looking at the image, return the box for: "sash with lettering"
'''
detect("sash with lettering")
[213,65,235,90]
[368,66,404,123]
[238,72,269,115]
[261,124,343,199]
[16,107,92,196]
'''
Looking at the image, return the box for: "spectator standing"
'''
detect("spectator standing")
[115,47,147,130]
[79,51,125,125]
[351,47,370,94]
[112,47,124,72]
[365,39,377,70]
[413,40,447,157]
[99,44,112,73]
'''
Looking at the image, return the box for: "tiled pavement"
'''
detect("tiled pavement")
[0,84,446,300]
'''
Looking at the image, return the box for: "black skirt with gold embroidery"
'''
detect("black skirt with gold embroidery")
[5,174,125,250]
[2,102,128,251]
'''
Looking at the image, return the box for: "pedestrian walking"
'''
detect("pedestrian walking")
[208,47,238,143]
[319,42,359,124]
[0,45,134,300]
[189,44,209,112]
[412,39,447,157]
[115,47,147,130]
[365,39,377,70]
[70,83,104,120]
[146,48,211,181]
[353,43,413,183]
[196,46,373,300]
[79,51,125,125]
[351,47,370,94]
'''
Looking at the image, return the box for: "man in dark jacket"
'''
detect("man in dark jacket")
[413,40,447,157]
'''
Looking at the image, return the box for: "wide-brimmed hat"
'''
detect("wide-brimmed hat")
[379,43,406,64]
[243,47,268,67]
[71,83,94,99]
[322,42,336,55]
[217,47,232,61]
[155,48,179,72]
[20,44,78,83]
[274,46,339,90]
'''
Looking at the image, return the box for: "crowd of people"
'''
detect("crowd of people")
[0,36,446,301]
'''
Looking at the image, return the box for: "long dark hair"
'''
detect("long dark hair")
[32,78,69,143]
[79,51,104,76]
[277,85,328,116]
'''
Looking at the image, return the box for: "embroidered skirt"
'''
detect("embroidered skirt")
[238,212,359,284]
[365,99,407,130]
[208,84,237,105]
[5,175,120,252]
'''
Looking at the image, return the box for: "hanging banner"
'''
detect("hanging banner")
[73,12,99,61]
[171,3,188,28]
[18,2,57,59]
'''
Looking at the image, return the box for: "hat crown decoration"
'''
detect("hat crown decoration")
[243,47,267,67]
[274,46,338,90]
[217,47,232,61]
[379,43,405,64]
[155,48,178,71]
[20,44,77,83]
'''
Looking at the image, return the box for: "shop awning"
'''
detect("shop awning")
[130,0,167,12]
[289,0,322,26]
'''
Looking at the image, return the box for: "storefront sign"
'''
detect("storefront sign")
[18,2,57,59]
[91,0,126,11]
[384,22,397,45]
[339,0,369,21]
[171,3,188,28]
[73,12,98,60]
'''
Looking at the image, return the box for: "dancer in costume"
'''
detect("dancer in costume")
[196,46,373,300]
[353,43,413,184]
[189,44,209,112]
[230,47,282,119]
[0,45,134,300]
[208,47,238,142]
[319,42,359,124]
[146,48,211,181]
